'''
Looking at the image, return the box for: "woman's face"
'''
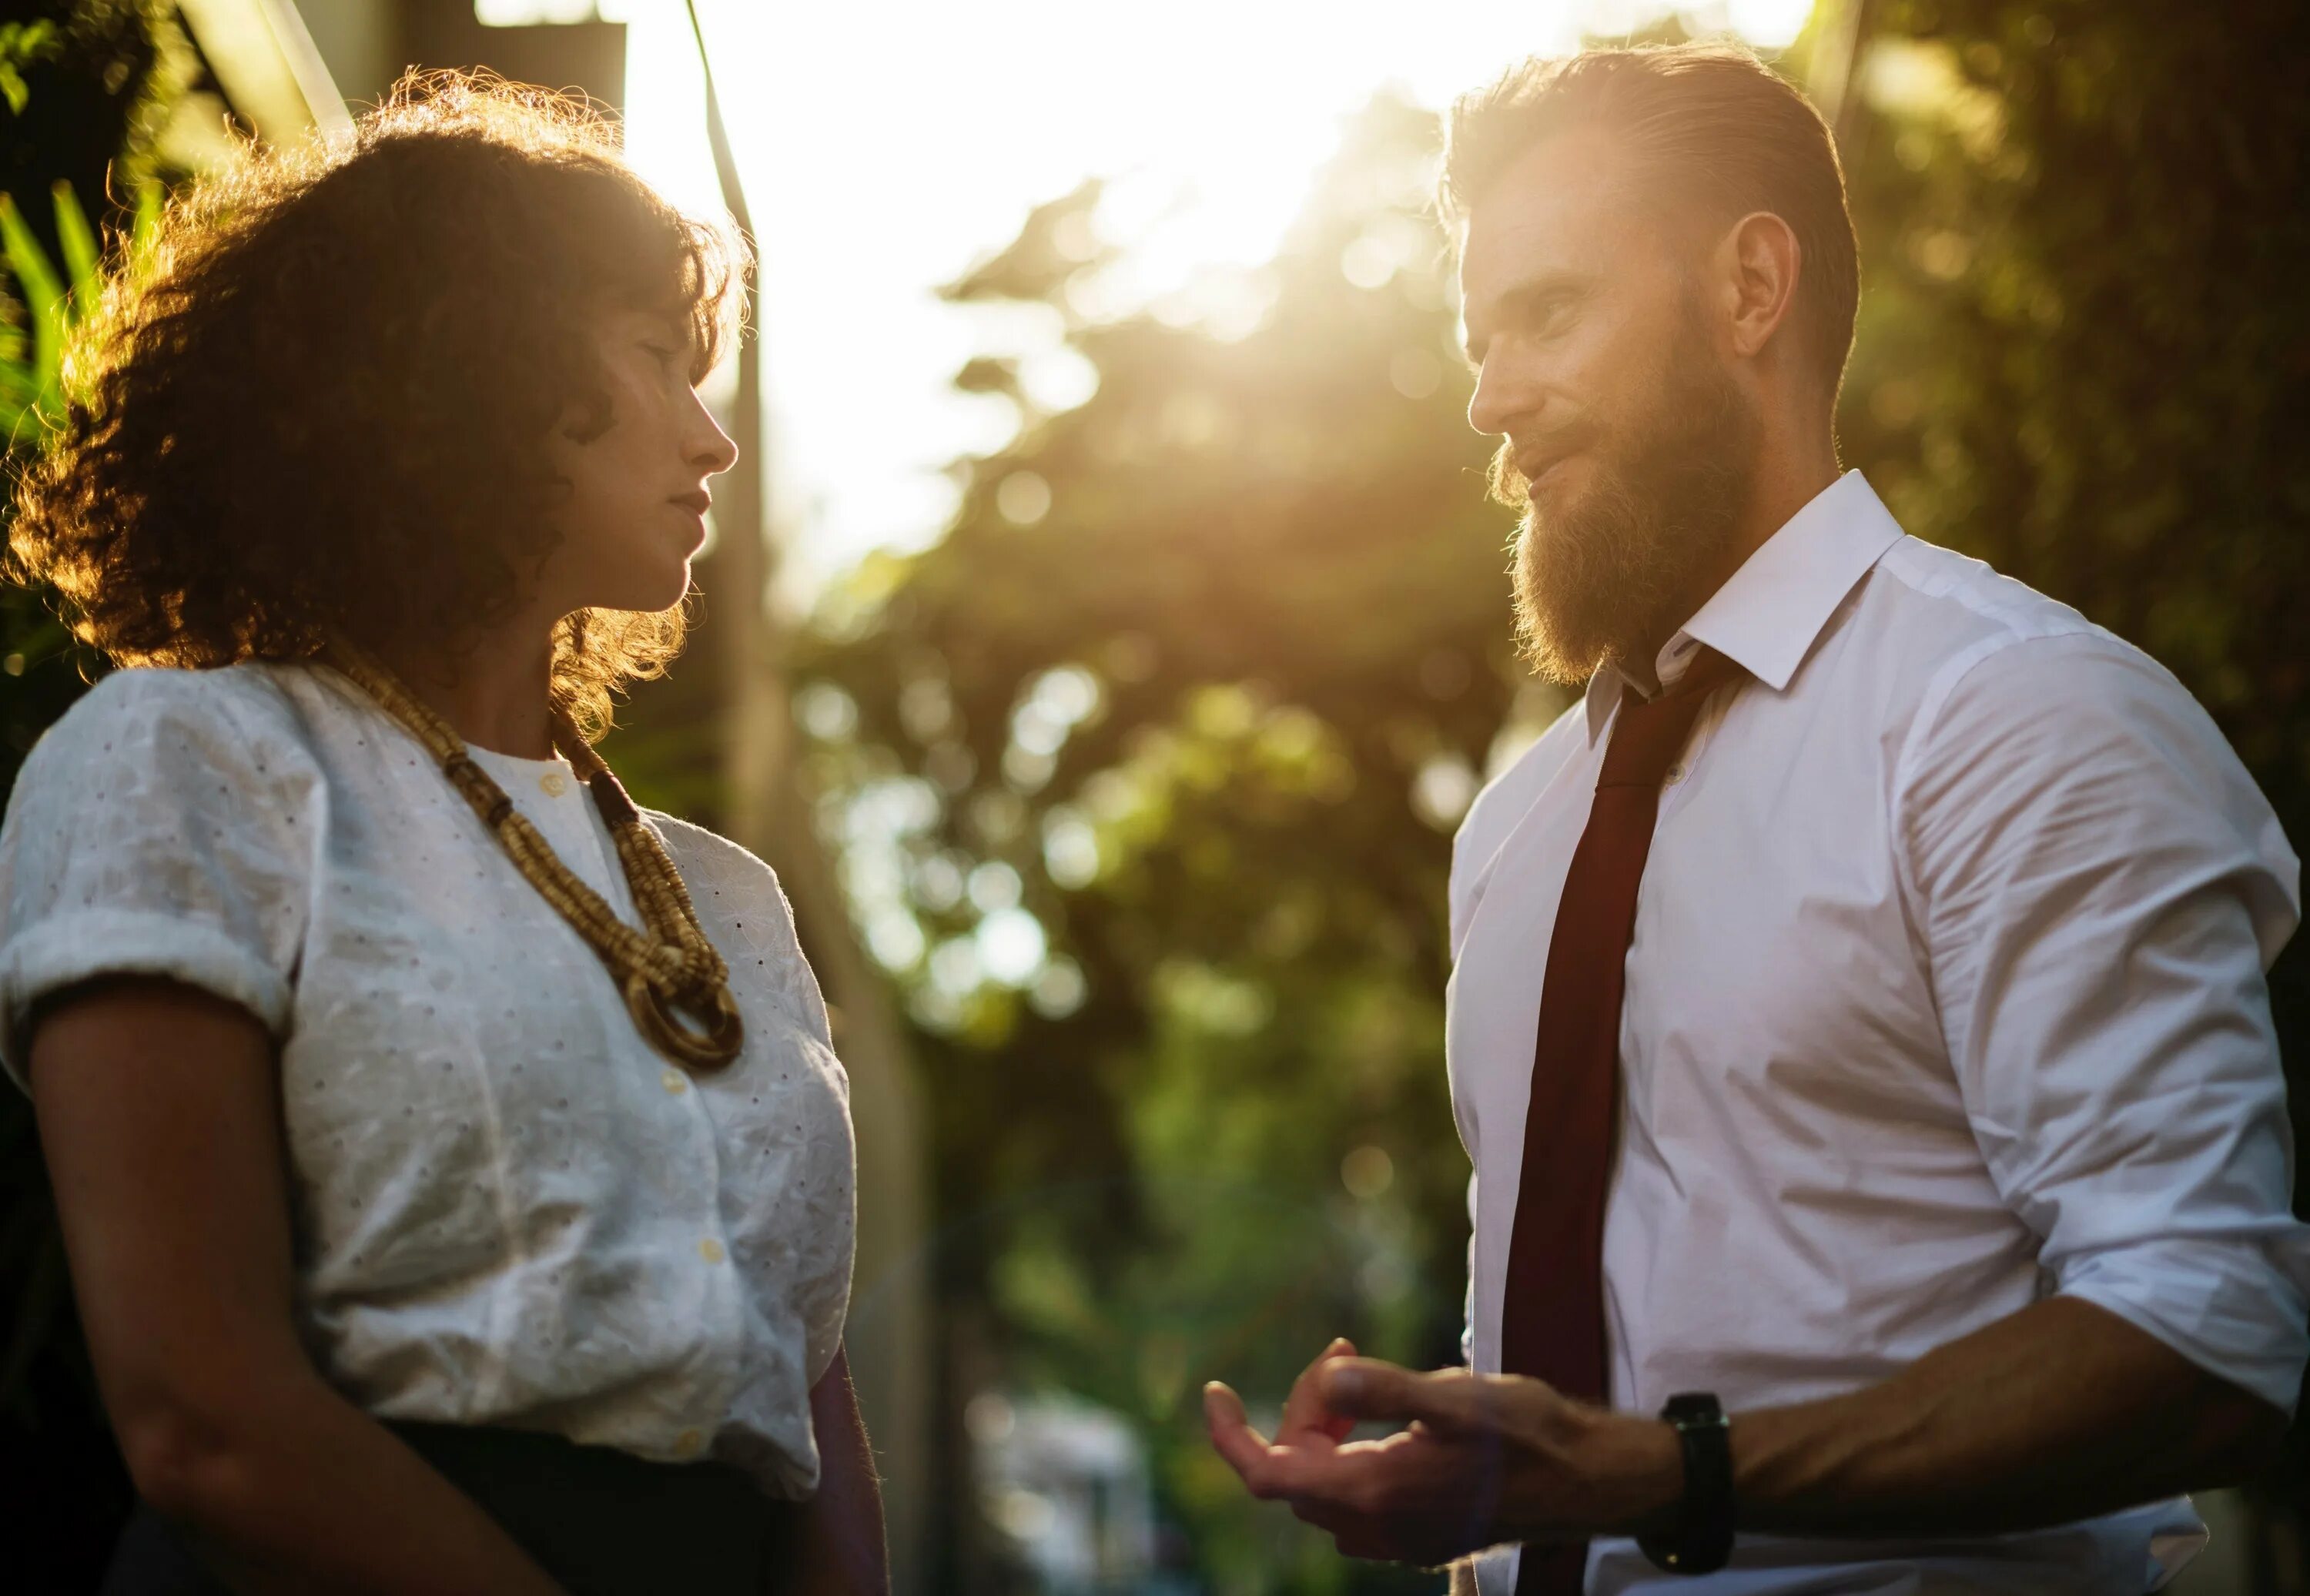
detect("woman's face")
[541,303,739,617]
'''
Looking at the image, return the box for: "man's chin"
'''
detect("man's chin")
[1513,529,1652,686]
[1512,578,1612,685]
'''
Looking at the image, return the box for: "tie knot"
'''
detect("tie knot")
[1599,646,1745,790]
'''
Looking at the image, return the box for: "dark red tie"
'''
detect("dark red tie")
[1503,647,1744,1596]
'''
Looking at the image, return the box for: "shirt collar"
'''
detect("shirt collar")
[1582,470,1906,742]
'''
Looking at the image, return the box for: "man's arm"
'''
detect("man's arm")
[1208,1294,2285,1564]
[33,978,571,1594]
[1725,1294,2284,1537]
[793,1344,889,1594]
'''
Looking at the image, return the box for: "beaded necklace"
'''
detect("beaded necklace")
[323,640,744,1072]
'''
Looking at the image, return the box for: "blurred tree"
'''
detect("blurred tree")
[798,94,1524,1594]
[1833,0,2310,1583]
[3,2,2305,1591]
[798,4,2310,1591]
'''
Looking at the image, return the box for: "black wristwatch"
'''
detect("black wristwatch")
[1635,1391,1736,1575]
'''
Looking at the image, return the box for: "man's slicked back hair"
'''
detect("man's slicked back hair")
[1441,41,1860,403]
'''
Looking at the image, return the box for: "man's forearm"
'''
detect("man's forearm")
[1726,1296,2285,1537]
[133,1373,564,1595]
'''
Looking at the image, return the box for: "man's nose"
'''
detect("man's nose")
[1466,356,1528,439]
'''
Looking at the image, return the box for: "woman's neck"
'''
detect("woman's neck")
[374,621,561,759]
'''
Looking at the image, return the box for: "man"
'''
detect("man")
[1204,41,2308,1595]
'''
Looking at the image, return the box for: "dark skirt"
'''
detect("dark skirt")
[99,1420,805,1595]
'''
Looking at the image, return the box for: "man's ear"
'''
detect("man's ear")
[1713,210,1803,363]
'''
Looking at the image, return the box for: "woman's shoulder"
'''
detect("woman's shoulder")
[642,808,796,927]
[38,660,310,747]
[13,662,323,811]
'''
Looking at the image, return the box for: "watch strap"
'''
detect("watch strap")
[1635,1390,1735,1575]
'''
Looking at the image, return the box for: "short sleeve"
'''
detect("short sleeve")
[0,668,319,1094]
[1900,631,2308,1414]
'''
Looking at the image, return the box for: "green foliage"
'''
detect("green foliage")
[799,94,1529,1591]
[0,187,145,1578]
[1,176,158,771]
[1,16,189,1586]
[0,0,2302,1588]
[2,179,142,446]
[1838,0,2310,811]
[0,21,65,118]
[1831,0,2310,1544]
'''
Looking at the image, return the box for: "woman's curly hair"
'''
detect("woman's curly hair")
[6,70,747,739]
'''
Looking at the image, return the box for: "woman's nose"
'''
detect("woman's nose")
[688,393,740,477]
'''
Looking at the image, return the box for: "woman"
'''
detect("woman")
[0,73,882,1594]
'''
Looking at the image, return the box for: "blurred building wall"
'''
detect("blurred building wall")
[294,0,624,109]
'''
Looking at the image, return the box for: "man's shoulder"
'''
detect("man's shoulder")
[1845,534,2184,728]
[1863,534,2106,660]
[1863,537,2296,949]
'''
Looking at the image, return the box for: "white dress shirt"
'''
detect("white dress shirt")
[0,661,855,1499]
[1448,472,2307,1594]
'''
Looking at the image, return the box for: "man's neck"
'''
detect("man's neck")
[375,614,561,759]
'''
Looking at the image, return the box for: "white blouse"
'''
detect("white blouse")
[0,661,855,1500]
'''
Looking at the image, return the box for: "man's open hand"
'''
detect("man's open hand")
[1202,1352,1682,1566]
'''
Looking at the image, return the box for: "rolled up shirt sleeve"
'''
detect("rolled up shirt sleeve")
[1901,630,2307,1416]
[0,668,318,1093]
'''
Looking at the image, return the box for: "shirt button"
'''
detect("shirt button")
[539,770,569,798]
[674,1428,704,1457]
[698,1237,726,1264]
[1664,763,1687,785]
[661,1069,689,1096]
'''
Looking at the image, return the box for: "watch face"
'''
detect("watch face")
[1662,1391,1727,1426]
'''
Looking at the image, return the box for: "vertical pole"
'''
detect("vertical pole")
[678,7,929,1586]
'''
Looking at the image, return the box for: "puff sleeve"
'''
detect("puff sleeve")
[0,668,320,1092]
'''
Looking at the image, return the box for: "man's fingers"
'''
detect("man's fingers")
[1203,1380,1280,1486]
[1319,1358,1489,1435]
[1281,1337,1359,1443]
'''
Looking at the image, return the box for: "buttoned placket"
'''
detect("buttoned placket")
[502,755,742,1466]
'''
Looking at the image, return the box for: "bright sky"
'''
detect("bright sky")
[481,0,1815,601]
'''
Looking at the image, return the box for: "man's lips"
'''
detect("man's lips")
[1515,448,1580,488]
